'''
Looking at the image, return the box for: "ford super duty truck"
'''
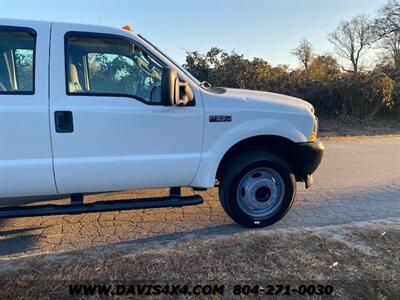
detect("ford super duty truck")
[0,19,324,228]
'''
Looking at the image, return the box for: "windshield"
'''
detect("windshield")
[138,34,201,86]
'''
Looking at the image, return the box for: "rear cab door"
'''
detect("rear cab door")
[0,19,56,199]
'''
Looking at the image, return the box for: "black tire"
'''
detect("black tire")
[219,151,296,228]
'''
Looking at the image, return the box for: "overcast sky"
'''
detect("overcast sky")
[2,0,387,68]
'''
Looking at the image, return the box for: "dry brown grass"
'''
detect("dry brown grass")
[319,116,400,138]
[0,219,399,299]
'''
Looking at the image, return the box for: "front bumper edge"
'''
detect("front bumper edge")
[293,140,325,187]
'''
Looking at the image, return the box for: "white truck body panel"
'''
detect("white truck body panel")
[0,19,318,201]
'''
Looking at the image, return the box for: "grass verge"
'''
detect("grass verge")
[319,116,400,138]
[0,219,399,299]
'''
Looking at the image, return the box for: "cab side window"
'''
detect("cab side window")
[0,28,35,94]
[65,33,164,105]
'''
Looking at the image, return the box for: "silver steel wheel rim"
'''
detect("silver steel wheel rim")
[236,167,285,219]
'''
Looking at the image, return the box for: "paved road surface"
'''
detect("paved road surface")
[0,136,399,259]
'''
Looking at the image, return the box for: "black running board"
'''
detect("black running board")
[0,195,203,219]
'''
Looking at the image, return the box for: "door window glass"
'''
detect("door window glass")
[0,28,35,94]
[65,33,164,104]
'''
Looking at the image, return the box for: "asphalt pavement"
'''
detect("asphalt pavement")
[0,136,399,260]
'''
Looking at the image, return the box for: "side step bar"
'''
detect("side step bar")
[0,193,203,219]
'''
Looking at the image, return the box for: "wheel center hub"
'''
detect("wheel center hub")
[236,167,285,218]
[255,186,271,202]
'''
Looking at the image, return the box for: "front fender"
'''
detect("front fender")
[191,118,308,188]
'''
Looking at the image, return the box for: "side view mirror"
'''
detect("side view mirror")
[161,68,193,106]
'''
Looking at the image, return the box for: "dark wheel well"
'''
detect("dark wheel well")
[216,135,298,181]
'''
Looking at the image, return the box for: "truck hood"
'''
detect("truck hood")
[224,88,314,113]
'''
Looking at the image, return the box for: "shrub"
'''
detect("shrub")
[184,49,398,119]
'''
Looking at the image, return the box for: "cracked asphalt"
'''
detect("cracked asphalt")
[0,136,399,260]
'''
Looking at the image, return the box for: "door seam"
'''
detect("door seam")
[47,22,60,194]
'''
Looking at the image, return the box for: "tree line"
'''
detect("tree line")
[184,0,400,119]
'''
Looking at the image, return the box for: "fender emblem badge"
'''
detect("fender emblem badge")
[209,115,232,122]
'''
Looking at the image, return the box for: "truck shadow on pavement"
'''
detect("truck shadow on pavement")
[0,224,44,257]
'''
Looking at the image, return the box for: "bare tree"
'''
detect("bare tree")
[374,1,400,67]
[375,0,400,37]
[292,39,313,73]
[328,15,375,74]
[380,31,400,66]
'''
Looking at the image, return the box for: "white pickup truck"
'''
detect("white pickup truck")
[0,19,324,227]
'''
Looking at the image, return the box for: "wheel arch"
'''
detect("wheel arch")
[215,135,298,181]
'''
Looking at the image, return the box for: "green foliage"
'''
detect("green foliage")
[308,55,341,82]
[15,49,34,91]
[88,53,143,94]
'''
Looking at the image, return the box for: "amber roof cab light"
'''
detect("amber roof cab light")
[122,25,133,32]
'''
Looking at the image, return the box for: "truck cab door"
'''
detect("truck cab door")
[0,21,57,199]
[49,24,204,194]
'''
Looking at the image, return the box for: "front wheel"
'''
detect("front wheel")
[219,151,296,228]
